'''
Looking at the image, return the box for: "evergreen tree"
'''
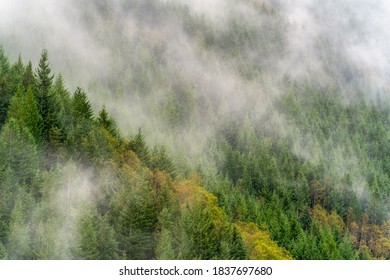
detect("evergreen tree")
[129,128,150,165]
[0,46,11,127]
[0,241,7,259]
[7,190,34,259]
[150,145,176,177]
[72,87,94,122]
[229,227,247,259]
[35,49,57,141]
[0,167,19,245]
[156,229,175,260]
[7,86,42,142]
[97,105,118,136]
[52,74,72,136]
[9,55,25,93]
[22,61,36,92]
[68,87,95,160]
[0,118,39,184]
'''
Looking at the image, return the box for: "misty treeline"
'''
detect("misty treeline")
[0,0,390,260]
[0,48,292,260]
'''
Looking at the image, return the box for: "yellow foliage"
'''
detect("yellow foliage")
[174,179,218,207]
[312,205,345,232]
[236,222,293,260]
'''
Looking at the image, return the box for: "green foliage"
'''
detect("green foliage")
[72,87,94,122]
[155,229,175,260]
[97,105,118,137]
[75,211,118,260]
[7,190,34,259]
[22,61,36,92]
[150,145,176,177]
[7,86,42,142]
[35,49,58,142]
[0,6,389,260]
[128,128,150,165]
[0,118,39,183]
[0,46,11,127]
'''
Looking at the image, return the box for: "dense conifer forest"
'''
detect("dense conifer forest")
[0,0,389,259]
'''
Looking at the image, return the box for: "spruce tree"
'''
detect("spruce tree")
[52,74,72,136]
[9,55,25,93]
[129,128,150,165]
[35,49,57,141]
[7,86,42,142]
[72,87,94,122]
[0,118,39,184]
[22,61,36,92]
[97,105,118,136]
[0,46,11,127]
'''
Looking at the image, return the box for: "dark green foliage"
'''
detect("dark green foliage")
[52,75,72,137]
[72,87,94,122]
[0,3,389,260]
[112,174,158,259]
[22,61,36,92]
[0,46,11,127]
[0,167,20,244]
[128,128,150,165]
[35,50,58,142]
[76,211,118,260]
[9,55,25,93]
[97,105,118,137]
[0,241,7,259]
[150,145,176,177]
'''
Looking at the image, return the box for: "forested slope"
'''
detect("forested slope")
[0,0,389,260]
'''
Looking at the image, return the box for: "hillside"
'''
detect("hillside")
[0,0,389,259]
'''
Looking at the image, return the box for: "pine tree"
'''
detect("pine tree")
[35,49,58,141]
[156,229,175,259]
[0,118,39,184]
[129,128,150,165]
[0,47,9,74]
[230,227,247,259]
[72,87,94,122]
[7,190,34,259]
[75,212,100,260]
[0,46,11,127]
[7,86,42,142]
[0,241,7,259]
[150,145,176,177]
[0,167,19,245]
[9,55,25,93]
[97,105,118,136]
[52,74,72,135]
[22,61,36,92]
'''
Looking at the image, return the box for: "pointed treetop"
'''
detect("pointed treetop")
[35,49,54,96]
[0,46,10,75]
[98,105,118,136]
[72,87,94,121]
[23,61,36,91]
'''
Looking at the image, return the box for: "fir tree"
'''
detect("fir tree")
[22,61,36,92]
[0,118,39,184]
[35,49,58,141]
[0,46,11,127]
[7,86,42,142]
[129,128,150,165]
[72,87,94,121]
[97,105,118,136]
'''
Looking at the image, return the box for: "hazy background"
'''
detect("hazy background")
[1,0,389,171]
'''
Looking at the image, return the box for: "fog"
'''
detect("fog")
[1,0,389,181]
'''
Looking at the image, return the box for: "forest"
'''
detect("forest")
[0,0,389,260]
